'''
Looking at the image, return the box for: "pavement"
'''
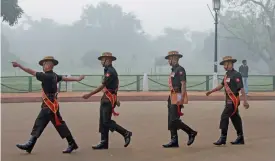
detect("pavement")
[1,91,274,103]
[2,102,275,161]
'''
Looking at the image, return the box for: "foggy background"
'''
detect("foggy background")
[1,0,275,76]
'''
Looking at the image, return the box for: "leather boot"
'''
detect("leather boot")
[162,135,179,148]
[16,136,37,153]
[92,132,109,150]
[92,140,108,150]
[63,135,78,153]
[187,131,197,146]
[123,131,132,147]
[230,135,245,145]
[213,135,227,146]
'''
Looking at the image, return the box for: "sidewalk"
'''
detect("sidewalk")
[1,91,274,103]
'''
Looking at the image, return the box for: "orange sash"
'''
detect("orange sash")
[223,75,240,116]
[41,89,61,126]
[168,74,188,116]
[103,78,119,116]
[103,88,119,116]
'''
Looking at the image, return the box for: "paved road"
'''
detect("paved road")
[2,101,275,161]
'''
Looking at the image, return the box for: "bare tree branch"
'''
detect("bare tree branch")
[266,0,271,8]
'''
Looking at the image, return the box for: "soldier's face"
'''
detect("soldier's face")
[223,62,233,71]
[171,56,179,65]
[43,61,54,72]
[168,56,179,66]
[168,59,172,66]
[101,57,111,67]
[101,58,106,67]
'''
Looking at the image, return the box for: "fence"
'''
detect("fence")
[1,75,275,93]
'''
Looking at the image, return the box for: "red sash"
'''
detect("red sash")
[41,89,61,126]
[223,75,240,116]
[103,80,119,116]
[168,74,188,116]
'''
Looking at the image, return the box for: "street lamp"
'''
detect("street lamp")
[212,0,221,11]
[212,0,220,88]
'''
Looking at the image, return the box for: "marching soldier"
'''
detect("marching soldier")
[82,52,132,150]
[162,51,197,148]
[12,56,85,154]
[206,56,249,145]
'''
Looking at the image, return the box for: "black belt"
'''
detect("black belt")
[171,87,181,93]
[45,93,58,100]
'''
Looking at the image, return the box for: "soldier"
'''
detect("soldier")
[11,56,85,154]
[82,52,132,150]
[162,51,197,148]
[206,56,249,145]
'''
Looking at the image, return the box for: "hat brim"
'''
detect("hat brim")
[39,59,59,66]
[98,56,117,61]
[219,59,237,65]
[165,54,183,59]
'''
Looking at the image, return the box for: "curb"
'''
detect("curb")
[1,95,275,103]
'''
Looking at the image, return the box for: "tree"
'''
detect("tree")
[152,28,192,55]
[153,56,168,74]
[1,34,27,73]
[221,0,275,73]
[1,0,23,26]
[81,50,102,68]
[78,2,153,73]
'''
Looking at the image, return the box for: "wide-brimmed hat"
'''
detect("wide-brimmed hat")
[98,52,117,61]
[165,51,183,59]
[39,56,59,66]
[219,56,237,65]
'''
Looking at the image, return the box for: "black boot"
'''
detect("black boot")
[163,134,179,148]
[92,133,109,150]
[113,123,132,148]
[231,135,245,145]
[92,140,108,150]
[123,131,132,147]
[16,136,37,153]
[213,136,227,146]
[187,131,197,146]
[63,135,78,153]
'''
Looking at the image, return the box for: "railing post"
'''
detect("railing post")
[28,76,32,92]
[273,76,275,91]
[58,82,62,92]
[206,75,210,91]
[136,75,140,91]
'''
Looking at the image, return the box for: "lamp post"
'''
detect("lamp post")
[212,0,220,88]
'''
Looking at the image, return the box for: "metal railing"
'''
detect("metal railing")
[1,75,275,93]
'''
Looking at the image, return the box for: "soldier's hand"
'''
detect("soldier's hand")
[116,100,121,107]
[78,75,85,81]
[206,91,212,96]
[11,61,20,68]
[243,101,249,109]
[82,93,91,99]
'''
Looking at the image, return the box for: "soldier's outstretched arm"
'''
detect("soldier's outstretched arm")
[11,62,37,76]
[62,75,85,82]
[82,69,113,99]
[82,84,105,99]
[206,84,224,96]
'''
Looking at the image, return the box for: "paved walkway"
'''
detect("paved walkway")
[3,102,275,161]
[1,91,274,103]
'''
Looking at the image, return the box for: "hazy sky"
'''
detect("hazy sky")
[19,0,215,36]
